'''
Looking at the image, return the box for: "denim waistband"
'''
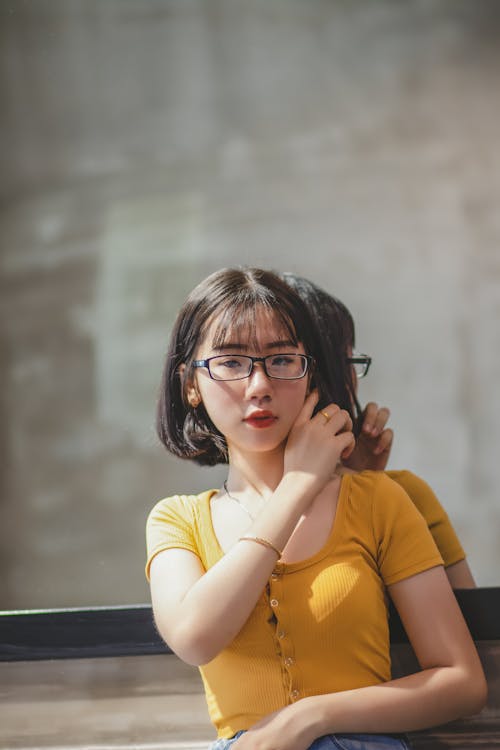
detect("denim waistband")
[209,731,412,750]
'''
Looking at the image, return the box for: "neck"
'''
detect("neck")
[226,444,285,497]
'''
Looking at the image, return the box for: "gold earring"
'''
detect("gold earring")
[187,390,201,408]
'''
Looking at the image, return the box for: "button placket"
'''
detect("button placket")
[269,565,300,703]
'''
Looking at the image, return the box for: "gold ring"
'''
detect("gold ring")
[321,410,331,424]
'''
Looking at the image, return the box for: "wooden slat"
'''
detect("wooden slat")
[1,644,499,750]
[0,604,170,661]
[1,590,499,748]
[1,588,499,662]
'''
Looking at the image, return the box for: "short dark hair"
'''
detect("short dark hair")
[156,267,328,466]
[281,273,363,432]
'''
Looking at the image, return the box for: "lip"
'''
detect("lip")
[243,411,277,429]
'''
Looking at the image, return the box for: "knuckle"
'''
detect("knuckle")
[340,409,352,425]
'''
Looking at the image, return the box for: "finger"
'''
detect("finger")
[339,431,356,460]
[293,389,319,427]
[363,403,391,436]
[372,407,390,436]
[314,402,340,426]
[362,402,379,433]
[374,427,394,455]
[327,408,353,435]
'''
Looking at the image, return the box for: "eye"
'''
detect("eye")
[270,354,295,367]
[217,356,244,369]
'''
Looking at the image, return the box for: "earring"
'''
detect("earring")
[188,392,201,408]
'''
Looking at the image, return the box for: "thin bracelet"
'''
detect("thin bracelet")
[239,535,282,559]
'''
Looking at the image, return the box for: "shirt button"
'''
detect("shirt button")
[291,689,300,699]
[278,631,286,639]
[284,656,294,666]
[270,598,279,607]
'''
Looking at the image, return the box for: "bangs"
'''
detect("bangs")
[209,300,299,351]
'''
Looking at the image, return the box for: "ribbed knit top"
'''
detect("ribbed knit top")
[386,470,465,567]
[146,471,444,738]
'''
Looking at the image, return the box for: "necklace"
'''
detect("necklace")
[223,480,264,521]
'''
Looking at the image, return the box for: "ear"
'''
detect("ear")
[179,364,201,408]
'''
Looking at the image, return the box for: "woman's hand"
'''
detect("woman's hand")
[150,393,353,666]
[233,701,317,750]
[343,402,393,472]
[284,391,355,493]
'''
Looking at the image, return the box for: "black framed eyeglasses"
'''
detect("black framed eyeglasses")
[193,353,314,381]
[346,352,372,378]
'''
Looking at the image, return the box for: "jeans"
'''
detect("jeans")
[210,731,412,750]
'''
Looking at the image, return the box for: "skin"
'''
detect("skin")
[345,401,394,472]
[149,308,486,749]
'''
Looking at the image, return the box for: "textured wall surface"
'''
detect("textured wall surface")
[1,0,499,608]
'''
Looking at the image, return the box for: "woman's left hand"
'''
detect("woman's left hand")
[343,402,393,472]
[232,701,316,750]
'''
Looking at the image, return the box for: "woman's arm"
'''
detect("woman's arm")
[150,394,355,665]
[233,565,487,750]
[445,558,476,588]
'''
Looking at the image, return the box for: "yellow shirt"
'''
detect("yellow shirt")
[146,471,443,738]
[386,470,465,568]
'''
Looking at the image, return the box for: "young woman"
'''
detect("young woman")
[146,267,486,750]
[281,273,476,588]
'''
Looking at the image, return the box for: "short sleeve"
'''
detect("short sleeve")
[386,470,466,568]
[372,473,444,586]
[145,495,199,580]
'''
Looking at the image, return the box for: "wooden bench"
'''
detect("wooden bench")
[1,588,499,749]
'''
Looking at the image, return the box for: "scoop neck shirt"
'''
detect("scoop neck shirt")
[146,470,444,738]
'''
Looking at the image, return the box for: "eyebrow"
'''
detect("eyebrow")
[212,339,298,352]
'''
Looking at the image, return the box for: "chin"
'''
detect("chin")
[238,435,286,455]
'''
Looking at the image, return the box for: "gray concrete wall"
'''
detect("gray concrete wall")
[1,0,499,609]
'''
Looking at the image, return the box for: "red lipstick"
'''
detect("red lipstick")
[243,411,277,429]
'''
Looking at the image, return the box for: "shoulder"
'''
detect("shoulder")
[344,470,413,528]
[145,489,217,580]
[386,469,432,496]
[349,473,444,582]
[146,490,215,527]
[347,470,426,523]
[344,472,443,581]
[385,469,446,521]
[348,469,408,502]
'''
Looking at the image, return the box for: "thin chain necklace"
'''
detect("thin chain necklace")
[223,480,265,522]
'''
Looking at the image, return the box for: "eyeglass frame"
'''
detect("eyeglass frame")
[192,353,314,381]
[346,353,372,378]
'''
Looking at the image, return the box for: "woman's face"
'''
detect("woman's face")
[189,308,310,459]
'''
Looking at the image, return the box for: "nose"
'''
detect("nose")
[245,361,273,399]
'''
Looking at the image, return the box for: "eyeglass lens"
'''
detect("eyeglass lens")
[209,354,307,380]
[353,362,368,377]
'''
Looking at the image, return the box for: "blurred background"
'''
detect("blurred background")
[1,0,499,609]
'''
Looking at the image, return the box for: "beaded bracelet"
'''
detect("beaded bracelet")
[239,535,282,559]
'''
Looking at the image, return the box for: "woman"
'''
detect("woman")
[282,273,476,588]
[146,267,486,749]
